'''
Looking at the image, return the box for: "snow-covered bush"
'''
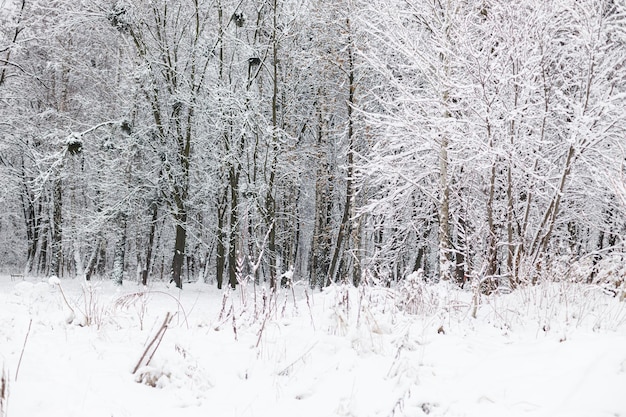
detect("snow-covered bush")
[397,270,437,315]
[135,365,171,388]
[78,282,107,328]
[113,290,151,330]
[134,343,213,398]
[565,255,626,300]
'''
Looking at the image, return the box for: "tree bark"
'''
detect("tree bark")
[20,158,40,274]
[84,237,102,281]
[328,17,356,285]
[228,166,239,289]
[170,211,187,289]
[142,202,158,286]
[266,0,280,290]
[112,211,127,285]
[49,175,63,277]
[438,132,451,282]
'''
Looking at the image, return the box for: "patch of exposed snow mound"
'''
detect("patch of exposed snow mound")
[13,280,34,296]
[134,342,213,409]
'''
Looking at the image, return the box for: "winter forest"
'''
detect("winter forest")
[1,0,626,291]
[2,1,626,416]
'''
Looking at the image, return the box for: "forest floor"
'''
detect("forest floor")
[1,274,625,417]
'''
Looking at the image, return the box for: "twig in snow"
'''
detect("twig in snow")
[1,365,8,417]
[255,313,269,349]
[217,291,228,322]
[115,290,189,329]
[231,306,238,341]
[277,342,318,376]
[305,289,315,330]
[132,312,173,374]
[14,319,32,381]
[388,387,412,417]
[53,280,75,318]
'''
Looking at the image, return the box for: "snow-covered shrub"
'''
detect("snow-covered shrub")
[77,282,107,328]
[397,270,436,315]
[47,279,111,327]
[135,365,171,388]
[134,344,213,395]
[326,284,352,336]
[482,278,626,335]
[564,255,626,300]
[113,290,151,330]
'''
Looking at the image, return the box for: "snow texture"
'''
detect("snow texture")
[0,275,625,417]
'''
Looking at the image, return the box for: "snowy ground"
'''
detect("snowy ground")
[1,274,625,417]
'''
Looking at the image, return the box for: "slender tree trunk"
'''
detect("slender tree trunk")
[50,175,63,277]
[216,190,227,289]
[38,223,49,275]
[590,230,604,283]
[20,163,40,274]
[455,215,467,286]
[530,145,576,266]
[328,18,356,285]
[84,236,102,281]
[170,211,187,288]
[112,211,127,285]
[312,105,331,288]
[507,60,519,287]
[438,132,451,282]
[506,160,515,286]
[228,167,239,289]
[436,2,459,283]
[266,0,280,290]
[352,215,362,286]
[486,160,498,277]
[142,202,158,286]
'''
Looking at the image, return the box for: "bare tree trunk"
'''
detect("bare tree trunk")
[142,202,158,286]
[486,158,498,278]
[112,211,127,285]
[455,215,468,286]
[38,222,49,275]
[216,190,227,289]
[352,215,362,286]
[312,106,332,288]
[438,132,451,282]
[228,166,239,289]
[328,18,356,285]
[84,236,102,281]
[507,60,519,288]
[529,145,576,268]
[170,212,186,288]
[266,0,280,290]
[20,159,40,274]
[50,175,63,277]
